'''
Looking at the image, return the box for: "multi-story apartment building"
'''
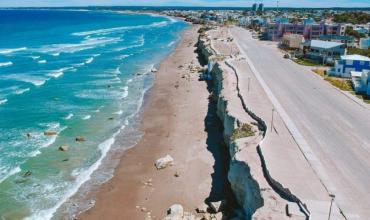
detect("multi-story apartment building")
[308,24,325,39]
[325,24,343,36]
[264,21,343,41]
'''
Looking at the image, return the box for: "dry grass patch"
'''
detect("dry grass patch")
[312,69,353,91]
[324,77,353,91]
[231,123,256,141]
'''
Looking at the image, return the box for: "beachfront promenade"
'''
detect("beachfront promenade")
[205,27,342,219]
[230,27,370,219]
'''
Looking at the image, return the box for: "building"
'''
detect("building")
[351,70,370,96]
[239,17,251,27]
[257,3,264,12]
[303,18,315,25]
[263,22,342,41]
[307,24,325,39]
[359,38,370,49]
[302,40,346,64]
[283,23,305,35]
[252,3,258,12]
[329,54,370,78]
[354,27,369,35]
[275,17,289,24]
[281,34,305,49]
[324,24,343,36]
[263,22,281,41]
[319,35,355,47]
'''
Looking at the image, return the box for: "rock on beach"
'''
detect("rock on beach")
[155,155,174,169]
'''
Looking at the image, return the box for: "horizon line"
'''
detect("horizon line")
[1,5,370,9]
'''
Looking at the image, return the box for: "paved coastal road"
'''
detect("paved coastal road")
[231,27,370,219]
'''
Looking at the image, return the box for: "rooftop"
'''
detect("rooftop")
[341,54,370,62]
[309,40,344,49]
[319,35,354,41]
[350,71,363,77]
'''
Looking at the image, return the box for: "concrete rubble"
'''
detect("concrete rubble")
[155,154,174,169]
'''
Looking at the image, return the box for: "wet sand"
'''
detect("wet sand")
[78,25,230,219]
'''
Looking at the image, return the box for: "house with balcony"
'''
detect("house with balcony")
[302,40,346,64]
[328,54,370,78]
[311,24,325,39]
[324,24,343,36]
[263,22,282,41]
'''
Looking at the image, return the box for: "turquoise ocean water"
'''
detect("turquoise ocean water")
[0,9,187,219]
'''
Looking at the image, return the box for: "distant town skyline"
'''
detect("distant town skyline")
[0,0,369,8]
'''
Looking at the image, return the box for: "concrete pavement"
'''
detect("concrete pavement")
[231,27,370,219]
[207,27,342,219]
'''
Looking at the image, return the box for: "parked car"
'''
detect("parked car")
[284,54,291,59]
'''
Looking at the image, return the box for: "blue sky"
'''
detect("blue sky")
[0,0,369,8]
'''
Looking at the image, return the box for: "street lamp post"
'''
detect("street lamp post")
[271,108,275,131]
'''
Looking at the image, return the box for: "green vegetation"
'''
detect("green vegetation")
[289,17,301,24]
[313,69,370,103]
[295,58,332,67]
[312,69,352,91]
[347,47,370,58]
[312,68,326,77]
[345,26,366,39]
[224,18,238,26]
[295,58,318,66]
[333,12,370,24]
[231,123,256,141]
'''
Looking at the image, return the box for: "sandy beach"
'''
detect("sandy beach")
[78,25,231,219]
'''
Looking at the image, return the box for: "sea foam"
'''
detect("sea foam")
[48,67,75,78]
[64,113,74,120]
[82,115,91,120]
[24,125,126,220]
[0,47,27,55]
[14,88,30,95]
[0,99,8,105]
[36,37,120,55]
[0,61,13,67]
[72,21,168,36]
[0,166,21,183]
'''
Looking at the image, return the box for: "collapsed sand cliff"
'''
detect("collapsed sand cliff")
[197,26,308,220]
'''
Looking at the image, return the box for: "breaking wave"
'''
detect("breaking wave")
[0,47,27,55]
[72,21,168,36]
[0,61,13,67]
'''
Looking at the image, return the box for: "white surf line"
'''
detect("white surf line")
[230,28,344,214]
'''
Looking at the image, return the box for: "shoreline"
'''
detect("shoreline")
[78,24,230,219]
[48,13,189,219]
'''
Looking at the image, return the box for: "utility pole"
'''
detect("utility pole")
[328,194,335,220]
[271,108,275,131]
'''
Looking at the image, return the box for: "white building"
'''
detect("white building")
[329,54,370,78]
[359,38,370,50]
[351,70,370,96]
